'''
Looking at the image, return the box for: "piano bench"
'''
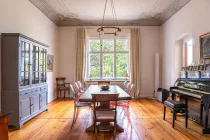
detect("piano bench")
[163,100,188,128]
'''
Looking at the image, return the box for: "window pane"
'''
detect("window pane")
[103,54,114,78]
[89,40,100,51]
[90,54,100,78]
[116,54,128,78]
[103,39,114,51]
[116,39,128,51]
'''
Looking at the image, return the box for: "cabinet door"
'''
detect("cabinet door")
[20,41,31,87]
[40,92,47,108]
[32,45,40,84]
[31,94,40,114]
[40,48,47,83]
[20,97,31,120]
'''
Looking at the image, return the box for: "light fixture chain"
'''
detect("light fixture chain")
[112,0,119,27]
[111,0,116,27]
[102,0,108,26]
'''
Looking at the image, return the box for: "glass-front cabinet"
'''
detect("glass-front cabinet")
[1,33,48,129]
[20,40,47,87]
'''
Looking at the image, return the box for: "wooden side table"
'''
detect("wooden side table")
[0,112,12,140]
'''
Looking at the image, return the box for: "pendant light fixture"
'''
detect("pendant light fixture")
[97,0,121,36]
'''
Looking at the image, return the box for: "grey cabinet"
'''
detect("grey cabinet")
[1,33,48,129]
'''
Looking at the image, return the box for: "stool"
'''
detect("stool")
[163,100,188,128]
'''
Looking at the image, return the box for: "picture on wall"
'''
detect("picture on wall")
[200,32,210,59]
[47,54,53,72]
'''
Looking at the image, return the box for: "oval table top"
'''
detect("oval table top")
[79,85,131,102]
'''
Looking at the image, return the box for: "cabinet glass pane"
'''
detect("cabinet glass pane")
[25,43,30,57]
[32,72,39,84]
[25,58,30,72]
[41,72,46,83]
[25,72,29,85]
[20,72,24,86]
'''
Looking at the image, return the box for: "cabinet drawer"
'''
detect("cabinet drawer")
[19,90,31,99]
[40,86,48,92]
[32,87,40,94]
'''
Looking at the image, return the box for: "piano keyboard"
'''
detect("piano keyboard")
[171,88,203,99]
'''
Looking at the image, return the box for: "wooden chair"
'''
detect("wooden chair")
[70,84,92,129]
[91,93,119,140]
[56,77,70,99]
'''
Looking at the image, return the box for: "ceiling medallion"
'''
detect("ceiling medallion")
[97,0,121,36]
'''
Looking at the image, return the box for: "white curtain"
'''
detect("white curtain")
[130,28,141,98]
[76,28,86,85]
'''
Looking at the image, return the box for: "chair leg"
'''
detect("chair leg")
[71,106,76,129]
[163,106,166,120]
[75,107,80,121]
[172,110,176,128]
[64,90,66,99]
[113,120,117,140]
[185,108,188,128]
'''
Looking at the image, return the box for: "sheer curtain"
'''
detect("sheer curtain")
[130,28,141,98]
[76,28,86,84]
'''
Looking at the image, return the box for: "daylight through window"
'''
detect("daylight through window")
[87,38,130,80]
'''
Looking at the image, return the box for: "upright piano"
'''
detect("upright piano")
[170,60,210,134]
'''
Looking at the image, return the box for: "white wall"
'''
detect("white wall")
[0,0,59,110]
[160,0,210,89]
[58,26,160,97]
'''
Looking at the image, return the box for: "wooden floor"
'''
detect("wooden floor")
[9,99,210,140]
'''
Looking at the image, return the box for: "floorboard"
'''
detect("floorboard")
[9,99,210,140]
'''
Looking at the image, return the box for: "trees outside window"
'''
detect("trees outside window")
[87,38,129,80]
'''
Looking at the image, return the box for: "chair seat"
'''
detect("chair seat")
[164,100,186,108]
[96,111,115,120]
[75,102,91,107]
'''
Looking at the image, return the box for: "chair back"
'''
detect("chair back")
[56,77,66,88]
[91,94,119,123]
[127,84,134,95]
[74,82,80,92]
[124,82,131,92]
[77,81,84,89]
[70,84,79,101]
[123,81,129,89]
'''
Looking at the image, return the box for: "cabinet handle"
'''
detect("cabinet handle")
[31,104,33,106]
[35,90,38,92]
[28,64,32,65]
[25,93,28,95]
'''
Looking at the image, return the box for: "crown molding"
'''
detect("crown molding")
[30,0,191,26]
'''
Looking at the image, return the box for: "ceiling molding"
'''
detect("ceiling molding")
[30,0,191,26]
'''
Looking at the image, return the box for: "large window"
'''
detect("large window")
[87,38,129,80]
[183,39,193,66]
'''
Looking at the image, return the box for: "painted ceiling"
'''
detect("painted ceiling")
[30,0,191,26]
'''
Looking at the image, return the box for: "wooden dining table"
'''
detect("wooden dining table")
[79,85,132,132]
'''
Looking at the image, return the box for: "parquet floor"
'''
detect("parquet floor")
[8,99,210,140]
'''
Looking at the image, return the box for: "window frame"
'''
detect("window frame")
[86,36,130,80]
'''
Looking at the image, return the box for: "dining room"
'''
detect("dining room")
[1,0,210,140]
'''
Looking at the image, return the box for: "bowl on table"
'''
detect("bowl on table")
[101,85,110,90]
